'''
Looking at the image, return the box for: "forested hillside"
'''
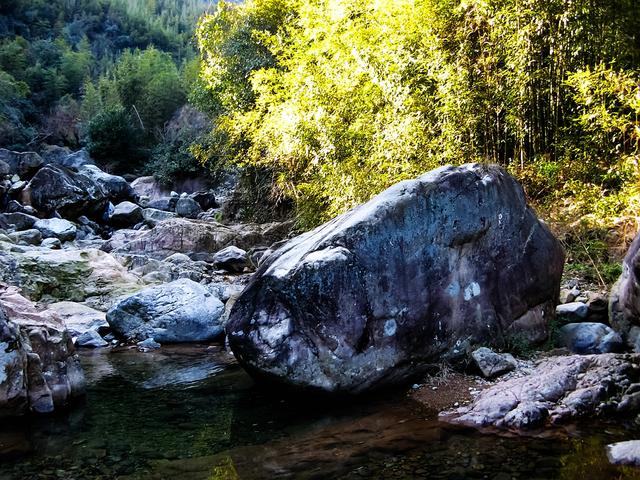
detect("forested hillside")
[0,0,215,177]
[192,0,640,282]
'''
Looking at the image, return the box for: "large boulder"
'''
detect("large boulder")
[112,218,292,260]
[0,149,43,178]
[106,279,225,343]
[79,164,135,203]
[0,285,85,415]
[0,212,38,231]
[33,218,77,242]
[26,165,108,219]
[226,164,564,394]
[0,248,144,307]
[610,233,640,348]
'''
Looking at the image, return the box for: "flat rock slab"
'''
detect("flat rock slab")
[442,353,640,432]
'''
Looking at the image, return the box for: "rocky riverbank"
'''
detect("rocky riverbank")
[0,146,293,415]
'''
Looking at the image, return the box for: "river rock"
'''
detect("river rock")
[213,246,248,272]
[0,149,43,178]
[47,301,108,338]
[27,165,108,219]
[106,279,225,343]
[471,347,517,378]
[556,302,589,323]
[226,164,564,394]
[142,208,177,227]
[33,218,77,242]
[79,165,135,203]
[176,197,202,219]
[46,148,94,171]
[190,190,218,210]
[607,441,640,466]
[0,285,85,415]
[147,197,177,212]
[560,322,623,354]
[442,353,640,431]
[109,201,143,228]
[75,330,108,348]
[0,212,38,231]
[113,218,292,260]
[8,229,41,245]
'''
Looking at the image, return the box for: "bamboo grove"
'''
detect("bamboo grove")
[195,0,640,228]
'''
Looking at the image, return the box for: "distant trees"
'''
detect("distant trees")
[196,0,640,227]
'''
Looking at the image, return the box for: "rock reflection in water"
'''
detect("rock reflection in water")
[2,347,640,480]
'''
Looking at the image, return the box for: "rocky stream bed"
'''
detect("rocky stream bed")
[3,148,640,478]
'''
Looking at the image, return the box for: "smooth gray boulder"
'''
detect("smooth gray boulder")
[109,201,143,228]
[471,347,517,378]
[560,322,623,354]
[227,164,565,394]
[106,279,225,343]
[26,165,108,219]
[79,165,135,203]
[48,301,108,338]
[176,197,202,219]
[33,218,77,242]
[213,246,248,272]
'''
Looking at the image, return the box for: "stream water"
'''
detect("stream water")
[1,345,640,480]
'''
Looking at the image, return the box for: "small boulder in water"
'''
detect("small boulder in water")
[106,278,225,343]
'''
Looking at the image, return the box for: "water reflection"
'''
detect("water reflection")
[1,346,640,479]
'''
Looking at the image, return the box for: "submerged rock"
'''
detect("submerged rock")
[442,353,640,431]
[227,164,564,394]
[106,279,225,343]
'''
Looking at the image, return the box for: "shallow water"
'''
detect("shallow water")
[1,346,640,480]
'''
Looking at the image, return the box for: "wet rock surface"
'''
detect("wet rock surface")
[227,164,564,394]
[0,285,85,416]
[442,353,640,431]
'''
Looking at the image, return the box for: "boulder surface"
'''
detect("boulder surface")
[227,164,564,394]
[106,279,225,343]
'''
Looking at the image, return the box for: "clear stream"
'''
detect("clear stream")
[1,346,640,480]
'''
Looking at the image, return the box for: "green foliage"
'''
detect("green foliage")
[86,105,145,171]
[0,0,209,159]
[196,0,640,227]
[113,47,187,134]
